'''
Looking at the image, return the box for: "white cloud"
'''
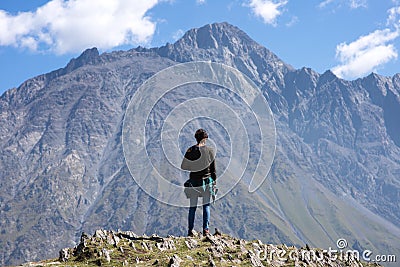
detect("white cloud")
[331,4,400,79]
[318,0,366,9]
[0,0,161,54]
[196,0,206,5]
[349,0,367,9]
[332,29,399,79]
[172,29,184,41]
[387,6,400,26]
[286,15,298,27]
[247,0,288,25]
[318,0,334,8]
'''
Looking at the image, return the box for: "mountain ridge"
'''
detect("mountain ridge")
[0,22,399,266]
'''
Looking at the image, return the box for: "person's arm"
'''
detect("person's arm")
[181,146,195,171]
[209,147,217,181]
[210,160,217,181]
[181,153,191,171]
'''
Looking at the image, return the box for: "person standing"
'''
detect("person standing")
[181,129,217,236]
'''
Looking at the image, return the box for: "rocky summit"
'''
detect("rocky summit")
[18,229,379,267]
[0,22,399,265]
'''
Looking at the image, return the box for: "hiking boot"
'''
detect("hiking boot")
[203,229,210,236]
[214,227,222,236]
[188,229,197,237]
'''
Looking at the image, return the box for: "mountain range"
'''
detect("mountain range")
[0,22,399,266]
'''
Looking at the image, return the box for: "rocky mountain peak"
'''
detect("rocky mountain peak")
[65,47,101,70]
[45,47,102,81]
[174,22,254,51]
[158,22,290,70]
[155,22,293,91]
[319,69,338,83]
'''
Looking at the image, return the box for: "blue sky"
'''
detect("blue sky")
[1,0,400,95]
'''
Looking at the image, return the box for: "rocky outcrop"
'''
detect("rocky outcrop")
[19,230,380,267]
